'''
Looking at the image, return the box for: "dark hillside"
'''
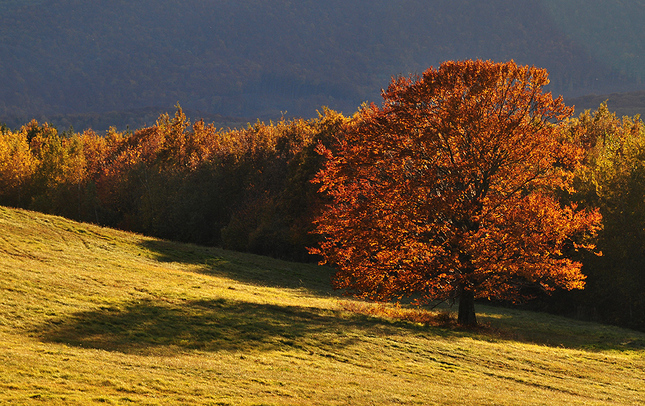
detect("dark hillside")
[567,91,645,118]
[1,0,641,130]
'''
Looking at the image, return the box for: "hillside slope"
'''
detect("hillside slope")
[568,90,645,118]
[0,206,644,405]
[2,0,643,131]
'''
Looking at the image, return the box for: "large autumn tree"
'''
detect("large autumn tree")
[311,60,602,325]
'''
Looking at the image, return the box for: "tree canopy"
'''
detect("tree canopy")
[562,102,645,328]
[311,60,602,325]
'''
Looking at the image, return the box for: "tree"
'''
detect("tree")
[0,127,35,207]
[563,103,645,328]
[310,60,602,326]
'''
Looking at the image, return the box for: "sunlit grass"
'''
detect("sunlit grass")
[1,206,644,405]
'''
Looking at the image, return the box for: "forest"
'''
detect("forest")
[1,100,644,331]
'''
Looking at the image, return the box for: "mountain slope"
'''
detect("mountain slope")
[0,205,644,404]
[1,0,642,131]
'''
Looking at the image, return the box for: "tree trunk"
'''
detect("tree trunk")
[458,287,477,326]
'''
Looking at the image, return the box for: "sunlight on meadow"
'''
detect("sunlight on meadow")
[0,207,643,405]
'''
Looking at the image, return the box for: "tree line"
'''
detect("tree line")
[0,106,345,261]
[0,97,644,330]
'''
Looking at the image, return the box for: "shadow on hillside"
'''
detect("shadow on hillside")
[96,241,645,354]
[36,297,645,355]
[139,240,337,296]
[37,298,419,355]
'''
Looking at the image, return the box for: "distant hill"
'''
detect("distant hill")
[567,91,645,118]
[2,0,645,131]
[0,106,250,133]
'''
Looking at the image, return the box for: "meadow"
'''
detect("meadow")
[0,206,643,405]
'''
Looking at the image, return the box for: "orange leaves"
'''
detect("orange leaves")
[468,192,600,296]
[312,60,602,306]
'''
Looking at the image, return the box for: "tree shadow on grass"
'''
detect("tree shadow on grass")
[139,239,336,297]
[122,241,645,354]
[37,297,645,355]
[37,298,417,355]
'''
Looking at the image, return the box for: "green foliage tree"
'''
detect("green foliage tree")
[563,102,645,328]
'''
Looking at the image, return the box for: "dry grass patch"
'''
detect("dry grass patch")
[340,300,456,327]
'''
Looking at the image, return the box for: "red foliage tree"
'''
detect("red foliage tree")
[311,60,602,325]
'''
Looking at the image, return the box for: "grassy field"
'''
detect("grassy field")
[0,206,644,405]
